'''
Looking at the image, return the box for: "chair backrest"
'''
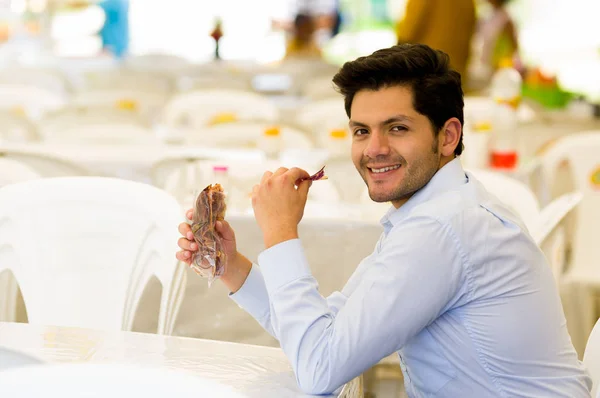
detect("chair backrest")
[295,98,348,137]
[82,69,174,95]
[0,157,40,186]
[71,89,167,123]
[184,121,314,150]
[41,123,156,145]
[467,168,541,230]
[537,132,600,278]
[0,85,65,120]
[0,111,39,142]
[0,149,90,177]
[162,89,279,129]
[125,53,190,73]
[0,177,185,332]
[302,75,339,99]
[0,67,69,96]
[584,318,600,397]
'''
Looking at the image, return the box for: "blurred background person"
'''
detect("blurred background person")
[98,0,130,59]
[480,0,521,73]
[395,0,476,79]
[285,13,322,59]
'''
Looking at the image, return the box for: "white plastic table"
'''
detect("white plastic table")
[0,322,362,398]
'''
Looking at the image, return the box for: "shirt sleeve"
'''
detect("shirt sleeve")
[229,263,352,339]
[396,0,430,43]
[257,216,470,395]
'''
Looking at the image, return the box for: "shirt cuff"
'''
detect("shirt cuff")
[229,263,270,320]
[258,238,311,292]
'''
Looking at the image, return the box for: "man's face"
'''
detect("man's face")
[350,85,442,208]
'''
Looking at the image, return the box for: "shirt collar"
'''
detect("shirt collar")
[380,158,468,231]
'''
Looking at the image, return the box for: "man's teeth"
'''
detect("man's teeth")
[371,165,401,173]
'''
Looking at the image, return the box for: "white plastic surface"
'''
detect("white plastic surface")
[533,132,600,285]
[42,122,157,145]
[0,111,39,142]
[0,158,41,186]
[0,363,244,398]
[72,89,168,122]
[0,322,360,397]
[0,84,66,120]
[163,89,279,128]
[0,149,90,177]
[295,98,349,137]
[585,318,600,397]
[81,68,174,95]
[184,121,314,150]
[0,177,186,333]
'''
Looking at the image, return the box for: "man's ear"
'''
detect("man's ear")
[440,117,462,157]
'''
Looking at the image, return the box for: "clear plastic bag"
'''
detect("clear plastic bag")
[190,184,227,286]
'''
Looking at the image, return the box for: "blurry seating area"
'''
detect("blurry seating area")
[0,0,598,397]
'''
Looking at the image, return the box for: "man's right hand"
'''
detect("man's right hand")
[176,209,252,293]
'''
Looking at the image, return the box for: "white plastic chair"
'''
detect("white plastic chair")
[0,85,66,120]
[0,158,41,322]
[0,177,186,334]
[584,318,600,397]
[302,75,339,99]
[41,122,157,145]
[526,132,600,342]
[0,67,69,96]
[0,158,40,186]
[39,107,146,136]
[125,53,191,73]
[0,111,39,142]
[71,89,168,123]
[162,89,279,129]
[184,122,314,150]
[0,149,90,177]
[295,97,349,138]
[81,68,174,95]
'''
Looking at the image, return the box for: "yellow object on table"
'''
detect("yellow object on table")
[208,112,238,125]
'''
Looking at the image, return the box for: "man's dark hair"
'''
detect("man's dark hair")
[332,43,465,156]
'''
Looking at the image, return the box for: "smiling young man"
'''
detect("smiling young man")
[176,44,592,397]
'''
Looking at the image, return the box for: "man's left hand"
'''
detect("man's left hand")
[251,167,312,249]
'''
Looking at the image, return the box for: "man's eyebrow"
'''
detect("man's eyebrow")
[381,115,414,125]
[348,120,369,128]
[349,115,414,128]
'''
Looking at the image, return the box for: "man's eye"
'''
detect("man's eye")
[354,129,368,136]
[391,126,408,132]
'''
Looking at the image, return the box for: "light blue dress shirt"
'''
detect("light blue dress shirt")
[231,158,592,397]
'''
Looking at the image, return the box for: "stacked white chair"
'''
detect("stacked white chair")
[0,111,39,142]
[0,85,66,120]
[295,97,348,139]
[185,121,314,150]
[0,158,41,322]
[0,177,186,334]
[524,132,600,344]
[584,318,600,397]
[162,89,279,129]
[71,89,168,124]
[41,122,156,145]
[0,149,89,178]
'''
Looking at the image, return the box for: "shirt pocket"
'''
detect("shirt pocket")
[401,328,457,396]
